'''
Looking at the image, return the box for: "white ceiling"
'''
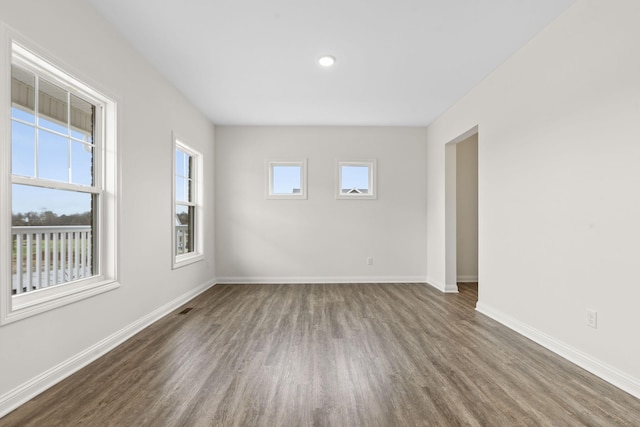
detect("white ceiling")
[87,0,577,126]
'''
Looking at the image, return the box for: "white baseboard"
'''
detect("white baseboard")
[0,280,216,418]
[426,277,459,293]
[476,301,640,400]
[444,283,460,293]
[215,276,428,284]
[457,275,478,282]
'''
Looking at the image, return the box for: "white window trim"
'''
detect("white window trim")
[172,134,204,269]
[0,32,120,325]
[336,160,377,200]
[266,160,308,200]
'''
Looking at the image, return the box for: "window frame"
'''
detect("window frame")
[336,160,377,200]
[266,160,308,200]
[172,134,203,268]
[0,35,119,325]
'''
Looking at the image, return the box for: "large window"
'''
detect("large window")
[1,39,118,324]
[173,137,203,267]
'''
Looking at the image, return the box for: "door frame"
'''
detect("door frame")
[444,126,478,293]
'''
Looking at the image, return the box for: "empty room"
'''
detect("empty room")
[1,0,639,425]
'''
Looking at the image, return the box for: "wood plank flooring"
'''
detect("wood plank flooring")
[2,283,640,426]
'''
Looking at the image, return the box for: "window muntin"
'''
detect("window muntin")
[337,160,376,199]
[267,160,307,199]
[173,138,202,267]
[1,39,119,324]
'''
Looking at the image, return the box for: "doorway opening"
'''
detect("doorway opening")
[444,127,478,302]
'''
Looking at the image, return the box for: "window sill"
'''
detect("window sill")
[336,193,377,200]
[2,278,120,325]
[173,252,204,269]
[266,194,308,200]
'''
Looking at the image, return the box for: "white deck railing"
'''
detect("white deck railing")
[175,224,189,255]
[12,224,192,295]
[12,225,92,294]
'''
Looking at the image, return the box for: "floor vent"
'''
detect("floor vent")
[178,307,193,315]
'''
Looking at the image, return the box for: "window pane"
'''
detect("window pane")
[176,149,186,177]
[38,78,69,134]
[176,176,187,202]
[11,65,35,124]
[12,121,36,177]
[38,130,69,182]
[71,141,93,186]
[11,184,95,293]
[175,205,194,255]
[12,184,93,222]
[176,149,193,202]
[12,107,35,123]
[70,94,93,143]
[341,165,369,194]
[272,165,302,194]
[12,107,36,123]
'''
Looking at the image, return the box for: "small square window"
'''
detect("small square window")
[267,160,307,199]
[337,160,376,199]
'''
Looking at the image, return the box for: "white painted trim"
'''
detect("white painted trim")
[0,280,216,418]
[447,125,479,146]
[7,279,120,324]
[457,275,478,282]
[215,276,428,284]
[443,283,460,293]
[476,301,640,400]
[426,277,459,293]
[0,24,14,327]
[426,277,445,291]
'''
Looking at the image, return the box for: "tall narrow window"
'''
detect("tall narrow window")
[173,137,203,267]
[1,40,118,324]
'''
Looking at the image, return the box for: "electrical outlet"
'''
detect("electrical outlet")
[366,257,374,265]
[586,309,597,329]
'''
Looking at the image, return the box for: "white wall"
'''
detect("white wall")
[0,0,215,415]
[427,0,640,397]
[215,126,427,283]
[456,135,478,281]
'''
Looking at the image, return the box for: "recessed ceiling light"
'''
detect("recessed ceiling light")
[318,55,336,67]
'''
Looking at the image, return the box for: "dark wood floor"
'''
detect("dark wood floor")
[3,283,640,426]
